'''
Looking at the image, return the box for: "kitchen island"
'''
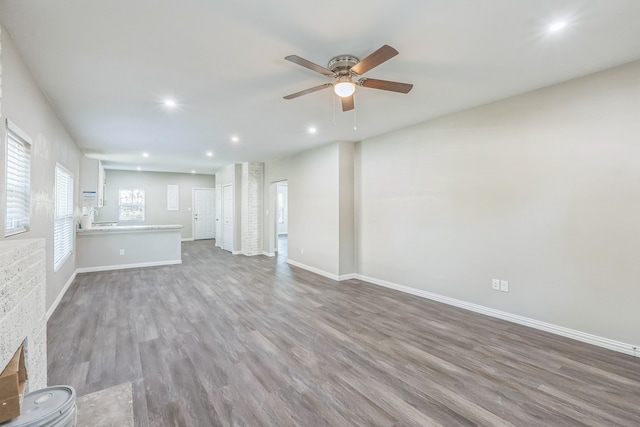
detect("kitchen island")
[76,224,183,272]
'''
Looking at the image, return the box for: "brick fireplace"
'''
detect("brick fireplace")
[0,239,47,392]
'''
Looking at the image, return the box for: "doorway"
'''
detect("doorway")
[275,181,288,261]
[222,184,234,252]
[193,188,215,240]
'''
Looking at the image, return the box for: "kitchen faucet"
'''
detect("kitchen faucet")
[89,208,98,223]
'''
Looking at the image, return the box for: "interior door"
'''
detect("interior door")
[222,184,233,252]
[215,186,222,247]
[193,188,215,240]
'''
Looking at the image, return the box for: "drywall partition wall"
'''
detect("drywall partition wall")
[98,170,214,240]
[264,143,344,278]
[76,228,182,271]
[0,25,82,312]
[338,141,355,277]
[214,163,235,248]
[214,163,242,252]
[356,59,640,346]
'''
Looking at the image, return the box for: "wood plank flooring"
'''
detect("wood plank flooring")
[48,240,640,426]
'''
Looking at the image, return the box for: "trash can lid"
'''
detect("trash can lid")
[2,386,76,426]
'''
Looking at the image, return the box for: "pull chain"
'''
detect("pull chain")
[353,100,357,131]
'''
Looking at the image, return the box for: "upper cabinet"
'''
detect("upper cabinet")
[80,157,105,207]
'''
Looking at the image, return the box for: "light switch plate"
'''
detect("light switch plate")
[491,279,500,290]
[500,280,509,292]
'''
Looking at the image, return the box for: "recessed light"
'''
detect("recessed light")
[231,136,239,143]
[142,152,149,158]
[136,167,142,171]
[206,151,214,157]
[308,126,317,134]
[548,20,567,33]
[163,98,177,108]
[191,170,196,174]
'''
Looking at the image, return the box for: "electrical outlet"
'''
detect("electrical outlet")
[120,249,125,255]
[491,279,500,290]
[500,280,509,292]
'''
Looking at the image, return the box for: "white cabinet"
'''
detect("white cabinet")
[80,157,105,207]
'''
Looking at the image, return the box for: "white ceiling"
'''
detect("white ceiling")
[1,1,640,175]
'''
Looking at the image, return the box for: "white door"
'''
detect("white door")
[193,188,215,240]
[215,186,222,247]
[222,185,233,252]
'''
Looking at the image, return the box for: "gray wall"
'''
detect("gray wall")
[338,141,355,276]
[257,59,640,347]
[76,229,181,269]
[97,170,214,240]
[355,59,640,345]
[263,143,344,276]
[0,26,82,311]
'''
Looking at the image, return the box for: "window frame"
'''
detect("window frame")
[54,163,74,272]
[118,188,145,222]
[4,119,32,237]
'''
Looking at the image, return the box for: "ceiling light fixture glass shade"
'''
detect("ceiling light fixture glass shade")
[334,81,356,98]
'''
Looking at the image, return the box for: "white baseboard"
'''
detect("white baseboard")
[284,261,363,282]
[47,270,77,320]
[355,274,639,358]
[242,252,262,257]
[181,237,194,242]
[287,259,344,281]
[262,251,276,257]
[231,250,243,255]
[76,259,182,274]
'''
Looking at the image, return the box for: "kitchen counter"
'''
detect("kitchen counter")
[77,224,182,234]
[76,224,183,272]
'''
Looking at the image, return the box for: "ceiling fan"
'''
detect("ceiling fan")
[283,44,413,112]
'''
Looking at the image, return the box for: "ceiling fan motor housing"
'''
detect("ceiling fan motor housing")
[328,55,360,75]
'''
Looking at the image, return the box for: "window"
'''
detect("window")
[54,164,74,271]
[5,120,31,237]
[119,188,145,221]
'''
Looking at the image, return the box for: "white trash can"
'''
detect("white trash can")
[2,386,76,427]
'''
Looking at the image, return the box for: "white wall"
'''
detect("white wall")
[214,163,242,251]
[0,26,82,311]
[98,170,214,240]
[356,59,640,346]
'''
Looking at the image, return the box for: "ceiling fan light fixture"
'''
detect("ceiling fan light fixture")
[334,81,356,98]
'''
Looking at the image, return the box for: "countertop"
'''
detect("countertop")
[77,224,183,234]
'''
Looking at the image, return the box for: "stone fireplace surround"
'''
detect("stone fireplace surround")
[0,239,47,392]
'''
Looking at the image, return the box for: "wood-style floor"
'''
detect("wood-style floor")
[48,240,640,426]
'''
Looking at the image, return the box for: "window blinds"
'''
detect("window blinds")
[54,163,74,270]
[5,120,32,236]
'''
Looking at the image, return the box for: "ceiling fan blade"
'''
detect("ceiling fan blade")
[359,78,413,94]
[341,95,354,112]
[283,83,332,100]
[350,45,399,76]
[285,55,334,77]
